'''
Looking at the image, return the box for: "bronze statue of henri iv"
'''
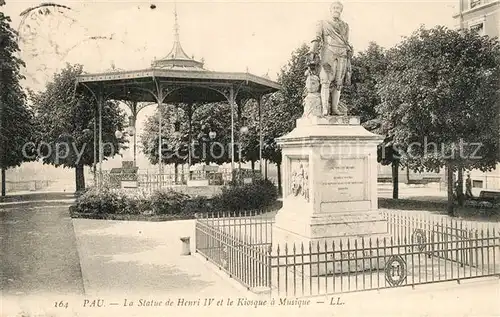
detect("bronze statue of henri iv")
[307,1,352,117]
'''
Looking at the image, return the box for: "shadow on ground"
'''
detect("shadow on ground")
[0,192,75,203]
[0,201,75,211]
[86,254,216,294]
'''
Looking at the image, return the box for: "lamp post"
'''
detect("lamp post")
[126,115,137,166]
[171,119,182,184]
[196,126,216,183]
[198,124,216,166]
[239,120,248,168]
[82,128,93,186]
[173,120,181,139]
[238,119,248,181]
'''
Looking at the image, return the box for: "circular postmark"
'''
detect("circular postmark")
[385,255,407,287]
[412,228,427,253]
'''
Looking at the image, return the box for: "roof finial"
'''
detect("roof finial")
[151,1,205,69]
[174,1,180,43]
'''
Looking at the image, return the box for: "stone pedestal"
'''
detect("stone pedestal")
[272,116,389,276]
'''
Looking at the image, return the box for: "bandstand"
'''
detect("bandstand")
[75,9,280,189]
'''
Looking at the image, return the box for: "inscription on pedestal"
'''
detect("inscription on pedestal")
[321,157,367,202]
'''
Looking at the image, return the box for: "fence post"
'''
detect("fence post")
[486,228,490,275]
[293,243,297,296]
[339,239,344,292]
[277,244,281,296]
[495,229,499,278]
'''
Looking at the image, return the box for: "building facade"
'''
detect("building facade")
[454,0,500,191]
[454,0,499,35]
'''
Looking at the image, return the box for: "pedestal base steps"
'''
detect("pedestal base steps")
[272,226,390,276]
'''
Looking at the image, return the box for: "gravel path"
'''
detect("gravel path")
[0,196,85,297]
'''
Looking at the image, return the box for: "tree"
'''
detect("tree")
[378,26,500,216]
[362,118,404,199]
[343,42,389,123]
[238,99,261,172]
[141,104,188,168]
[30,64,127,192]
[0,8,36,196]
[141,102,233,176]
[342,42,408,198]
[191,102,233,165]
[261,43,310,193]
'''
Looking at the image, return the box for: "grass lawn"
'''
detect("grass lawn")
[379,198,500,222]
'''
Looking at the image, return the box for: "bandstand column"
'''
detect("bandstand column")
[229,86,235,180]
[131,102,137,167]
[237,99,242,171]
[133,118,137,167]
[187,102,193,180]
[258,95,263,174]
[97,87,104,189]
[157,89,164,184]
[93,100,97,188]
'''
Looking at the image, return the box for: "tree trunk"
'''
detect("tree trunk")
[75,165,85,192]
[1,168,6,197]
[264,159,268,180]
[174,163,179,185]
[251,160,255,173]
[446,163,455,217]
[392,160,399,199]
[457,165,464,206]
[277,162,282,196]
[406,165,410,183]
[180,164,185,184]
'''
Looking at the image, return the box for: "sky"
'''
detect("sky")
[2,0,459,170]
[4,0,458,84]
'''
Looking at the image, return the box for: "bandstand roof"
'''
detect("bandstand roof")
[76,68,280,104]
[75,7,280,104]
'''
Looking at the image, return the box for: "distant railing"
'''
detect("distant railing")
[5,180,51,192]
[100,168,262,192]
[195,211,500,297]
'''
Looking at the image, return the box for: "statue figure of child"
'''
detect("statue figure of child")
[302,69,323,118]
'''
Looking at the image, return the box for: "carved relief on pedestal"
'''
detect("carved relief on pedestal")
[289,159,309,202]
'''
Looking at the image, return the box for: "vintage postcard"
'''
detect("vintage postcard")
[1,0,499,316]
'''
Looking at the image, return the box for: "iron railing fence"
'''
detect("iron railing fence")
[269,230,499,297]
[195,211,274,291]
[195,211,500,298]
[382,211,488,267]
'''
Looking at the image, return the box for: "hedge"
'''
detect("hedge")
[71,179,278,219]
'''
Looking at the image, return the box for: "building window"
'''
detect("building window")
[470,0,482,9]
[469,22,485,35]
[473,180,483,188]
